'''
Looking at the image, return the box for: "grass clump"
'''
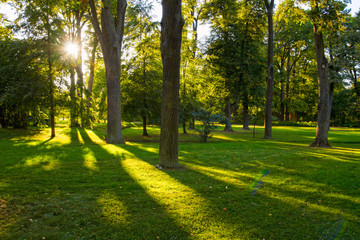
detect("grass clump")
[0,123,359,239]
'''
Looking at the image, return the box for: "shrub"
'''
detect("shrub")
[195,109,220,142]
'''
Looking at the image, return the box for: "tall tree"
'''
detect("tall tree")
[0,39,48,129]
[158,0,184,168]
[88,0,126,144]
[264,0,274,139]
[15,0,64,138]
[74,2,87,127]
[123,0,162,136]
[62,0,87,128]
[331,13,360,126]
[84,31,99,128]
[180,0,203,132]
[204,0,241,132]
[274,0,313,122]
[307,0,347,147]
[205,0,265,131]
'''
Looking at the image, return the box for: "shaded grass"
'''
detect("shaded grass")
[0,123,359,239]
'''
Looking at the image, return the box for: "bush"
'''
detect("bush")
[195,109,220,142]
[272,121,317,127]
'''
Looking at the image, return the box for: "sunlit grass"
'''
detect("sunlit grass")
[97,191,130,225]
[0,123,359,239]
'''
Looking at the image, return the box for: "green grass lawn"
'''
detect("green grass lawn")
[0,123,359,239]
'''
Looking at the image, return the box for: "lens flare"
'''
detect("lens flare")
[65,42,78,57]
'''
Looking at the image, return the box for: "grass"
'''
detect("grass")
[0,123,359,239]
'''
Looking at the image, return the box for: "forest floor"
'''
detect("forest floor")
[0,123,359,239]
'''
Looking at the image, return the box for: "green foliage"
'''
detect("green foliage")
[122,0,162,124]
[206,0,266,122]
[332,13,360,91]
[0,39,48,128]
[92,65,107,122]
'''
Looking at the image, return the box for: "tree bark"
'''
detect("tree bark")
[70,64,77,127]
[159,0,184,168]
[75,9,84,127]
[280,51,290,122]
[242,94,250,130]
[142,114,148,136]
[309,22,331,148]
[45,3,55,139]
[85,35,98,128]
[89,0,126,144]
[224,102,234,131]
[188,116,195,129]
[264,0,274,139]
[328,40,334,130]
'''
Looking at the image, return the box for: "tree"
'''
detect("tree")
[84,31,99,128]
[180,0,204,132]
[332,13,360,126]
[274,0,313,122]
[62,0,87,127]
[0,39,48,128]
[264,0,274,139]
[158,0,184,168]
[88,0,127,144]
[15,0,64,138]
[307,0,347,147]
[204,0,240,132]
[122,1,162,136]
[205,0,266,131]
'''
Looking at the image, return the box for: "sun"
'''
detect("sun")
[65,42,78,57]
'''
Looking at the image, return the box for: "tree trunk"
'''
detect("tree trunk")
[329,82,334,130]
[328,40,334,130]
[242,93,250,130]
[46,11,55,139]
[103,50,125,144]
[159,0,184,168]
[224,102,234,131]
[70,65,77,127]
[89,0,127,144]
[182,121,187,134]
[264,0,274,139]
[75,10,84,127]
[309,23,331,148]
[188,116,195,129]
[142,114,148,136]
[280,79,285,121]
[0,107,4,128]
[285,73,290,121]
[281,51,290,122]
[85,35,98,128]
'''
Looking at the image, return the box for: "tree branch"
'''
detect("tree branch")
[89,0,102,38]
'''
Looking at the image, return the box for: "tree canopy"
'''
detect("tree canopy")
[0,0,359,149]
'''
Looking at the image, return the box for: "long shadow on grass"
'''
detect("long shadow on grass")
[113,142,312,238]
[118,139,360,239]
[76,128,191,239]
[0,128,191,239]
[2,127,359,239]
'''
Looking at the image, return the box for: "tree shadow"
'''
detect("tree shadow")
[119,139,360,239]
[1,126,359,239]
[0,128,191,239]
